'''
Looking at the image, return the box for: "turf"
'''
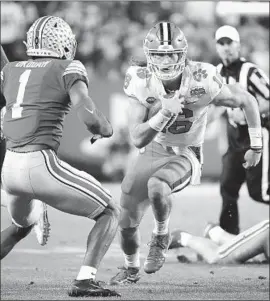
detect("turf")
[1,183,269,300]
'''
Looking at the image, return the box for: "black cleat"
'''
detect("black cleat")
[68,279,121,297]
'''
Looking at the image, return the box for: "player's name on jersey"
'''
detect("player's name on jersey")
[15,61,51,68]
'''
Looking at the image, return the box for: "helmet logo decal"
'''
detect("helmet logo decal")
[39,16,54,49]
[159,22,172,45]
[33,16,53,49]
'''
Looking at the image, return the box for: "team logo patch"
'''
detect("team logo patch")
[193,68,208,82]
[136,68,152,79]
[146,97,156,104]
[190,86,206,97]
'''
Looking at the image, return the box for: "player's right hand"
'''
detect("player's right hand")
[160,90,184,116]
[243,149,262,169]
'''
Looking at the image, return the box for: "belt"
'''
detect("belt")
[7,145,51,153]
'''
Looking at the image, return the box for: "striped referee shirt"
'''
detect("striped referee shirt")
[217,57,269,150]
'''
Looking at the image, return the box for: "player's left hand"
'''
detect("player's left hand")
[243,149,261,169]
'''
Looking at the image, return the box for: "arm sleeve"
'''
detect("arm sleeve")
[248,68,269,100]
[62,60,89,92]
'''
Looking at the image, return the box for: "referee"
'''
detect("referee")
[214,25,269,235]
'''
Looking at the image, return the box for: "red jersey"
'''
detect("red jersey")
[1,58,89,151]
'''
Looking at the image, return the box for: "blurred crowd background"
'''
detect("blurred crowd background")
[1,1,269,181]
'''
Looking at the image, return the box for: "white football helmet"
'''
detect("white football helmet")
[25,16,77,60]
[143,22,188,80]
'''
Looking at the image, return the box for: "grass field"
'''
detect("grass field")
[1,182,269,300]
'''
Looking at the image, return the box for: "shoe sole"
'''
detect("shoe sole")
[143,262,164,274]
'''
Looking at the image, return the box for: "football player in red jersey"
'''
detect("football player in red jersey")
[109,22,263,285]
[1,45,51,248]
[0,17,120,297]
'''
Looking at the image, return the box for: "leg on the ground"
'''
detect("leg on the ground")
[81,203,120,268]
[68,201,120,297]
[110,192,149,285]
[26,150,121,297]
[206,224,236,245]
[218,220,269,264]
[143,177,172,274]
[182,232,220,264]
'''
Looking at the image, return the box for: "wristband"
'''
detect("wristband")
[148,111,172,132]
[248,127,262,149]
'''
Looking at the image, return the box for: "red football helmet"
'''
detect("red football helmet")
[25,16,77,60]
[143,22,188,80]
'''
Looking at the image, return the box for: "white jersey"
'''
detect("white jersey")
[123,61,223,147]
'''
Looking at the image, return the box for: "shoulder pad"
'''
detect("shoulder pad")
[123,66,152,97]
[126,65,152,80]
[190,61,216,83]
[61,60,89,91]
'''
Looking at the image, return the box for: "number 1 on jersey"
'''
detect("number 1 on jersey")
[12,70,31,118]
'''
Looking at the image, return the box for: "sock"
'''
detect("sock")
[208,226,226,244]
[124,252,140,268]
[76,266,97,280]
[153,217,170,235]
[180,232,192,247]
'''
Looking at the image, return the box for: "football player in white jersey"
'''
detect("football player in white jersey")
[110,22,263,285]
